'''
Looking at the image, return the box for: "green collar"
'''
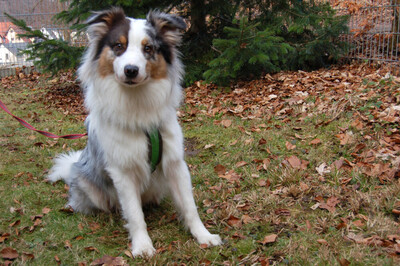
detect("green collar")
[146,128,162,172]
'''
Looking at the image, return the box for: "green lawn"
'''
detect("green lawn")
[1,65,400,265]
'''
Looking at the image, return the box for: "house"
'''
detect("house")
[0,42,28,65]
[40,27,61,40]
[0,22,26,44]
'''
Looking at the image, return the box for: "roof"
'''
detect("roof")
[0,22,23,35]
[0,21,31,44]
[0,42,28,56]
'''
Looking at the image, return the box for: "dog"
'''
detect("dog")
[48,7,222,257]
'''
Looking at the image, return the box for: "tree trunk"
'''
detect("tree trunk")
[390,0,400,54]
[189,0,207,35]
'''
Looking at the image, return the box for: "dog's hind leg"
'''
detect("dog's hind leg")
[67,174,117,214]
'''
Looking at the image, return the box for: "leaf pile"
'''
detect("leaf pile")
[185,63,400,184]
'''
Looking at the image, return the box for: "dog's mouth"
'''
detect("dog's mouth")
[122,75,149,87]
[124,80,137,85]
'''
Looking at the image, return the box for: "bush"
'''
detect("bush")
[282,1,349,70]
[203,1,349,85]
[203,17,292,85]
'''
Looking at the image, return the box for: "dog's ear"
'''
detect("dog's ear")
[147,10,186,47]
[86,7,126,39]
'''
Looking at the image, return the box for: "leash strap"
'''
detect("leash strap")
[146,129,162,172]
[0,98,87,139]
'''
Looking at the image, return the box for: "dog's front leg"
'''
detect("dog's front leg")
[165,160,222,247]
[107,167,155,258]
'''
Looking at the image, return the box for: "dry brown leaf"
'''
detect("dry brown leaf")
[21,252,35,262]
[335,133,351,145]
[227,215,242,227]
[214,164,226,176]
[0,247,18,260]
[258,138,267,145]
[242,214,254,224]
[285,141,296,150]
[261,234,278,244]
[42,207,51,214]
[91,255,127,266]
[84,246,99,252]
[352,220,364,227]
[287,155,302,169]
[317,239,328,245]
[221,119,232,128]
[310,138,321,145]
[236,161,248,167]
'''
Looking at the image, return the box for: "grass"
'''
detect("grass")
[1,68,400,265]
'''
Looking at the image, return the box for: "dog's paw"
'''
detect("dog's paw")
[131,244,156,258]
[197,233,223,247]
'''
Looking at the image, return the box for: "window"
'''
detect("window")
[6,53,9,60]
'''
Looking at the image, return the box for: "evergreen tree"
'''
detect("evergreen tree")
[203,17,292,85]
[7,0,348,86]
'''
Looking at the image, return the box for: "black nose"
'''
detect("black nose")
[124,65,139,78]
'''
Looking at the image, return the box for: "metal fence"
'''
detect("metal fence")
[0,0,400,77]
[330,0,400,69]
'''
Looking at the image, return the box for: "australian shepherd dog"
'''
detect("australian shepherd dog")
[48,7,221,257]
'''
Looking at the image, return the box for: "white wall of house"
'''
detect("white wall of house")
[0,44,17,64]
[6,27,25,43]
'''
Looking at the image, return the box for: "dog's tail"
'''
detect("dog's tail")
[48,151,82,184]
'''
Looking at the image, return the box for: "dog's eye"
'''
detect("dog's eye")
[144,45,153,53]
[113,43,124,51]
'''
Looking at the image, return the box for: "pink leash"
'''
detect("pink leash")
[0,98,87,139]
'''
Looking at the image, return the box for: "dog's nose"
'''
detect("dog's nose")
[124,65,139,78]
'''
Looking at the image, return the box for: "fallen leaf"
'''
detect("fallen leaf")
[317,239,328,245]
[310,138,321,145]
[54,255,61,264]
[21,252,35,262]
[214,164,226,175]
[204,144,215,149]
[84,246,99,252]
[242,214,254,224]
[274,209,291,216]
[200,243,208,249]
[352,220,364,227]
[316,163,331,175]
[337,258,350,266]
[91,255,126,266]
[261,234,278,244]
[258,179,270,187]
[285,141,296,150]
[319,196,340,213]
[236,161,248,167]
[0,247,18,260]
[42,207,51,214]
[287,155,302,169]
[227,215,242,227]
[124,250,133,258]
[0,233,10,243]
[335,133,351,145]
[9,220,20,227]
[221,119,232,128]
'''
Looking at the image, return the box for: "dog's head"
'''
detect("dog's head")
[86,7,186,87]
